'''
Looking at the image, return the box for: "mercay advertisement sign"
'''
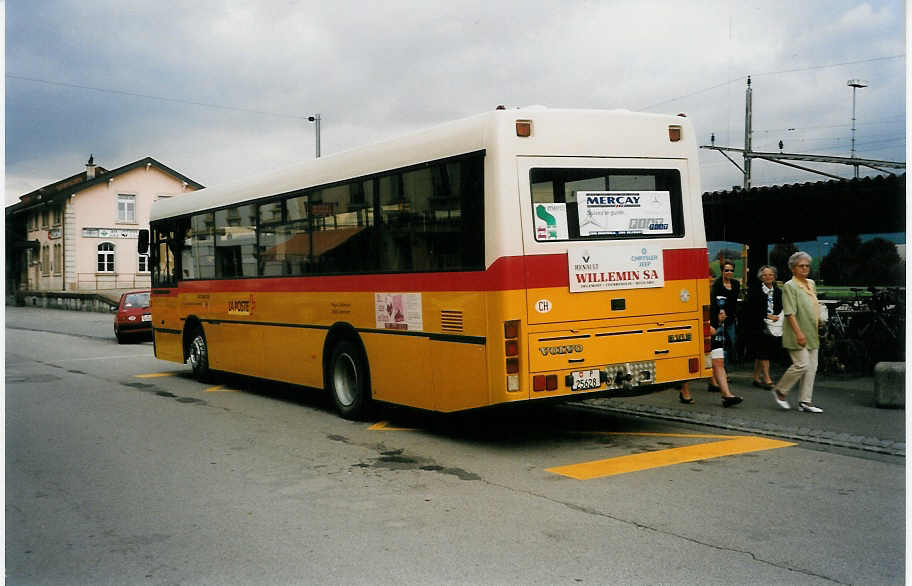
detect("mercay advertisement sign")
[568,244,664,292]
[576,191,673,236]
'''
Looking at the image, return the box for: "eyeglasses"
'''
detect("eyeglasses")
[795,264,810,268]
[723,269,734,272]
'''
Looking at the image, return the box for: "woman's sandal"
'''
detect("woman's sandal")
[679,391,695,404]
[722,395,743,407]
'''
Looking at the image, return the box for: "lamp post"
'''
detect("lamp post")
[847,80,868,178]
[307,114,321,158]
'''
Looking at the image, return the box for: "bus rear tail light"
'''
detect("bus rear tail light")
[702,304,712,353]
[505,320,521,392]
[532,374,558,392]
[689,357,700,373]
[669,125,682,142]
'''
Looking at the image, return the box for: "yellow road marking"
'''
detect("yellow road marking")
[579,431,734,439]
[369,420,417,431]
[204,385,240,393]
[547,436,795,479]
[135,372,177,378]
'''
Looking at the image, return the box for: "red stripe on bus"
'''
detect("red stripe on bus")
[524,247,708,289]
[172,247,708,294]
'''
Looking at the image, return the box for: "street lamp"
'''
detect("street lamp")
[307,114,321,158]
[847,79,868,178]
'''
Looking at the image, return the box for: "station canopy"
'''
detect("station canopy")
[702,173,905,244]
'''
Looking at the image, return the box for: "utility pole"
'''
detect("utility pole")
[847,80,868,179]
[308,114,322,158]
[743,76,752,189]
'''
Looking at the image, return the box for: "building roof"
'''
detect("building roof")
[6,156,204,216]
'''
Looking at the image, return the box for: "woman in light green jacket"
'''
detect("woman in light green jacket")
[771,251,824,413]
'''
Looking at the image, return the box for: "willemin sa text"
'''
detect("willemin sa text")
[567,245,665,293]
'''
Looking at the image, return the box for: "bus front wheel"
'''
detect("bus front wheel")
[327,339,371,420]
[187,328,212,382]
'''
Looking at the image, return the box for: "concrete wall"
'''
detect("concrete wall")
[18,291,118,313]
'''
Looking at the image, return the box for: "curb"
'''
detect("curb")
[577,399,905,457]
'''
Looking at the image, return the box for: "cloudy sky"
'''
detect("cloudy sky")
[5,1,907,205]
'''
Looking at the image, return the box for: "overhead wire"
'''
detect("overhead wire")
[6,74,313,121]
[637,54,903,111]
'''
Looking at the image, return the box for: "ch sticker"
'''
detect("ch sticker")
[536,299,552,314]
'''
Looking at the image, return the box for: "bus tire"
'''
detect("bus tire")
[187,327,212,382]
[327,339,371,420]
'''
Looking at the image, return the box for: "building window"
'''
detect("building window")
[41,210,49,228]
[117,194,136,223]
[97,242,115,272]
[41,245,50,275]
[138,253,149,272]
[54,244,63,275]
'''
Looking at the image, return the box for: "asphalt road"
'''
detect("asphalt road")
[5,306,905,585]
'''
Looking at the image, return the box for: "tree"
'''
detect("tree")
[769,242,798,282]
[819,234,861,285]
[854,237,904,286]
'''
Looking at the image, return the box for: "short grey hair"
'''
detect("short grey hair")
[788,251,812,270]
[757,264,777,279]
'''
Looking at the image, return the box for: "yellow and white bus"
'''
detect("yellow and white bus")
[147,107,712,419]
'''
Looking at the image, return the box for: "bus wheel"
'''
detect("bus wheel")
[328,339,370,420]
[187,328,212,382]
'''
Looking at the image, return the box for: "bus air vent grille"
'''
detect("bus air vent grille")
[441,310,464,334]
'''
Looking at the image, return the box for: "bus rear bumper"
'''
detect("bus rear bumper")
[526,355,706,401]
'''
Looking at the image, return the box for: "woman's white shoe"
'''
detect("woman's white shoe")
[771,389,791,410]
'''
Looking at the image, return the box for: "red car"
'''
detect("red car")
[114,290,152,343]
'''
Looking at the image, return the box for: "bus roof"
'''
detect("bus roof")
[151,108,694,221]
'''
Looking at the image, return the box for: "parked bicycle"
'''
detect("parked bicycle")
[819,286,905,374]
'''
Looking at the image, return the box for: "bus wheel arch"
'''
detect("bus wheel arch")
[323,324,372,420]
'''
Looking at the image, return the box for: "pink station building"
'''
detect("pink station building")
[6,156,203,296]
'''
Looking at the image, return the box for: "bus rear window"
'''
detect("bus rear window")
[530,168,684,241]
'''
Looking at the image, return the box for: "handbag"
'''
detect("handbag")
[765,312,784,337]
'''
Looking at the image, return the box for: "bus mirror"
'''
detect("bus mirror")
[138,229,150,254]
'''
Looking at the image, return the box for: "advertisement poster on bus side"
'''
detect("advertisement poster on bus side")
[375,293,423,331]
[533,203,569,241]
[567,244,664,292]
[576,191,673,236]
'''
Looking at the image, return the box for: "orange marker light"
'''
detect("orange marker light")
[516,120,532,137]
[669,125,682,142]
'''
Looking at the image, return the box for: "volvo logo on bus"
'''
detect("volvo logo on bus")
[539,344,583,356]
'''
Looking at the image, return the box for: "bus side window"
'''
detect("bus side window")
[191,213,215,279]
[214,205,256,278]
[312,184,374,274]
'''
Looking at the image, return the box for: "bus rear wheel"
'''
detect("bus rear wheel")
[327,339,371,420]
[187,328,212,382]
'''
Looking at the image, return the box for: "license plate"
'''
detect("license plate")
[142,314,151,322]
[571,369,601,391]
